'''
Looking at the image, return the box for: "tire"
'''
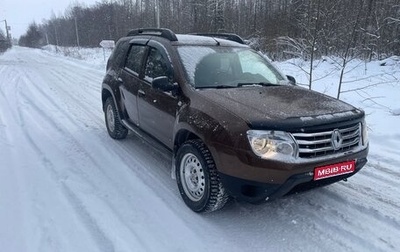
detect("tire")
[176,139,230,213]
[104,97,128,139]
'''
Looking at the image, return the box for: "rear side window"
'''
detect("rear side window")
[107,39,130,70]
[125,45,146,74]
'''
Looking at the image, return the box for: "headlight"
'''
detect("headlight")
[247,130,298,160]
[361,119,369,146]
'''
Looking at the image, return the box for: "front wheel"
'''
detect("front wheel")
[176,140,230,212]
[104,97,128,139]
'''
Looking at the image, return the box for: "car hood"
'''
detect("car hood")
[197,85,362,129]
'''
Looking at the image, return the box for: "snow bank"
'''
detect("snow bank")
[42,45,110,70]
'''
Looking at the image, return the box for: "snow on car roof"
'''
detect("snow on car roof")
[174,34,248,47]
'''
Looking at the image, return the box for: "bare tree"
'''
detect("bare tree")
[336,0,365,99]
[19,0,398,60]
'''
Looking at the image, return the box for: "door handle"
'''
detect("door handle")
[138,90,146,97]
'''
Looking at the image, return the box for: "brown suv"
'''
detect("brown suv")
[101,28,369,212]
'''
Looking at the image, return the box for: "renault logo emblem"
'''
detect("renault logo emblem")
[331,129,343,150]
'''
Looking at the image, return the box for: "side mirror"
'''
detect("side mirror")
[152,76,177,92]
[286,75,296,85]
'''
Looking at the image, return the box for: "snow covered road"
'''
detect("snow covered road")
[1,47,399,252]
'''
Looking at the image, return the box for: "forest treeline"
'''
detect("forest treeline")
[19,0,400,60]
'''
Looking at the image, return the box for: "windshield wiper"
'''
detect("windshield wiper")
[237,82,279,87]
[197,85,237,89]
[197,83,279,89]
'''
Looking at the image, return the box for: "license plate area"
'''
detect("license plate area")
[314,160,355,181]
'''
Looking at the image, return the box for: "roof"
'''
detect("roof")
[124,28,248,47]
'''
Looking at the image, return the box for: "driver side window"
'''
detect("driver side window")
[144,48,171,82]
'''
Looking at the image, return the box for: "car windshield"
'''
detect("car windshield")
[177,46,286,88]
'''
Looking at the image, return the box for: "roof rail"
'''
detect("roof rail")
[190,33,245,44]
[127,28,178,41]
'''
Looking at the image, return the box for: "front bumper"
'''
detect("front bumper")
[219,157,367,203]
[213,145,368,203]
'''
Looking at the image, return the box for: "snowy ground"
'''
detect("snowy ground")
[0,46,399,252]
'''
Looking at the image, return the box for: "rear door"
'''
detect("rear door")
[119,40,147,126]
[137,42,178,148]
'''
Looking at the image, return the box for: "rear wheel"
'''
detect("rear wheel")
[104,97,128,139]
[176,139,230,212]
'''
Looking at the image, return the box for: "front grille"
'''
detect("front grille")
[292,122,361,159]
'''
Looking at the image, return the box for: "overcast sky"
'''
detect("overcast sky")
[1,0,99,38]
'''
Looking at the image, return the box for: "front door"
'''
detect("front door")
[137,45,178,148]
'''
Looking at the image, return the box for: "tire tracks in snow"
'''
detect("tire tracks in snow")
[26,64,103,129]
[314,186,399,251]
[61,184,126,252]
[294,173,400,251]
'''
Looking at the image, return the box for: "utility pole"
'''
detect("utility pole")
[54,23,59,52]
[4,19,10,41]
[74,16,80,48]
[155,0,160,28]
[1,19,10,42]
[45,33,49,45]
